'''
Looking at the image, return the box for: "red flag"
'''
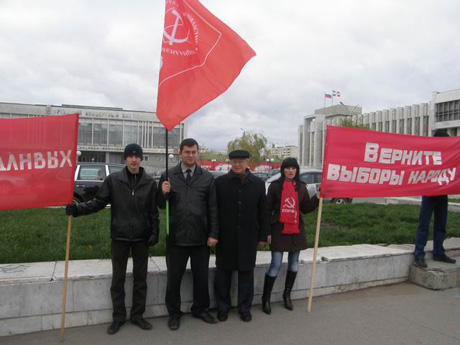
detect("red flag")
[0,114,79,210]
[321,126,460,198]
[157,0,256,130]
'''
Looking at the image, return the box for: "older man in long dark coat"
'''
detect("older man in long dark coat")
[214,150,269,322]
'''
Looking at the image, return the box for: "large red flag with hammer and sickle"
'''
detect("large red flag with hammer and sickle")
[156,0,256,130]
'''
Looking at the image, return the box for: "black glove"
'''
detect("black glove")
[65,204,78,217]
[147,233,158,247]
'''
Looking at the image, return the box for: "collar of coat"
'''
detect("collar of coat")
[173,163,203,175]
[171,163,205,185]
[180,163,197,176]
[228,169,256,183]
[119,166,152,188]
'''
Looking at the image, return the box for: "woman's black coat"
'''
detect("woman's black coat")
[267,178,319,252]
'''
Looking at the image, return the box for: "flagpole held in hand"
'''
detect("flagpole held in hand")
[165,128,169,237]
[59,215,72,342]
[307,196,323,313]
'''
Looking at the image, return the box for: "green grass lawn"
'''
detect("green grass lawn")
[1,203,460,264]
[0,208,167,264]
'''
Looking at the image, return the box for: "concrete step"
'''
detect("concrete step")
[1,238,459,337]
[409,256,460,290]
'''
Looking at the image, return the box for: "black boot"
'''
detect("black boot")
[283,271,297,311]
[261,275,276,315]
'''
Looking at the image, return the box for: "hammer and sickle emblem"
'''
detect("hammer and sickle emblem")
[284,197,296,209]
[163,9,190,46]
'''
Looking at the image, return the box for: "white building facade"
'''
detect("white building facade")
[0,102,187,173]
[271,145,299,159]
[299,89,460,169]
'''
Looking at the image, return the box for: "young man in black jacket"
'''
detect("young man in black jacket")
[66,143,159,335]
[158,138,219,330]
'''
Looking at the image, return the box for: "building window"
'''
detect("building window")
[399,119,404,133]
[124,122,139,145]
[169,127,181,148]
[424,117,429,136]
[152,126,165,147]
[109,121,123,146]
[93,119,108,145]
[436,101,460,122]
[78,120,92,145]
[79,151,105,163]
[415,117,420,135]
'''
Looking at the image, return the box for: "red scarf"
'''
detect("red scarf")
[279,181,299,234]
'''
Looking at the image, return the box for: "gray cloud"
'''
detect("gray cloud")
[1,0,459,151]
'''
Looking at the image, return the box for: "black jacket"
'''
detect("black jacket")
[75,167,159,242]
[157,164,218,246]
[267,178,319,252]
[215,170,269,271]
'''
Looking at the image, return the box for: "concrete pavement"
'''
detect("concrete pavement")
[3,282,460,345]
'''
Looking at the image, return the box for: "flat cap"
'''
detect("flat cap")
[229,150,250,159]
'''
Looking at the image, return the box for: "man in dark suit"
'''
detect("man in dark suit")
[158,138,219,330]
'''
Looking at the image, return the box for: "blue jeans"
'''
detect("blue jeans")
[266,251,300,277]
[414,196,447,259]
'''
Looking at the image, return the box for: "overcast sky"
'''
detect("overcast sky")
[1,0,459,151]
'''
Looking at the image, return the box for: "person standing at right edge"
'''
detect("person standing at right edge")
[413,129,457,268]
[261,157,319,315]
[214,150,269,322]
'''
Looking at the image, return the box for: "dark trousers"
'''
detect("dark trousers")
[214,267,254,315]
[165,245,210,317]
[414,195,448,259]
[111,240,149,322]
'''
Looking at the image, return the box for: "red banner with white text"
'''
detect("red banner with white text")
[0,114,79,210]
[321,126,460,198]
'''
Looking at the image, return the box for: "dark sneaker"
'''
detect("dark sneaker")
[413,258,427,268]
[107,321,124,335]
[130,318,152,330]
[192,311,217,324]
[433,255,457,264]
[217,311,228,322]
[168,316,180,331]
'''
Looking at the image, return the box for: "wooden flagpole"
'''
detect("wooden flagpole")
[59,215,72,342]
[307,197,323,313]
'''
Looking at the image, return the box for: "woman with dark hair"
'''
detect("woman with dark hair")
[262,157,319,314]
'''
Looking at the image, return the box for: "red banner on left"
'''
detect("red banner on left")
[0,114,79,210]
